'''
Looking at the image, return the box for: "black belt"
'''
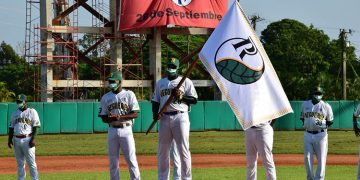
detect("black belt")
[163,111,184,115]
[306,129,325,134]
[15,134,32,138]
[110,123,131,128]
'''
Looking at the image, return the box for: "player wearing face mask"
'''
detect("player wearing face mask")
[8,94,41,180]
[152,57,198,180]
[300,86,334,180]
[98,71,141,180]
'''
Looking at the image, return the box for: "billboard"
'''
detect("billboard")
[119,0,228,31]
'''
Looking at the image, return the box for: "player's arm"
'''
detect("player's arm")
[110,111,139,121]
[300,117,304,125]
[151,84,161,120]
[325,103,334,127]
[29,126,39,148]
[353,114,360,137]
[270,119,277,127]
[152,101,160,120]
[99,115,111,123]
[7,128,14,149]
[176,79,198,105]
[29,109,41,148]
[300,103,305,125]
[181,96,197,105]
[98,96,113,123]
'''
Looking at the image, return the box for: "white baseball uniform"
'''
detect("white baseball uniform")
[9,108,41,180]
[244,121,276,180]
[99,89,141,180]
[152,76,198,180]
[353,104,360,180]
[301,100,333,180]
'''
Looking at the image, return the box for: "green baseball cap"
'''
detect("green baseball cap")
[16,94,27,103]
[167,57,180,69]
[107,71,122,81]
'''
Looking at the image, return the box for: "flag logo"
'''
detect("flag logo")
[215,37,264,84]
[172,0,192,6]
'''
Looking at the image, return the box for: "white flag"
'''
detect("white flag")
[199,1,293,130]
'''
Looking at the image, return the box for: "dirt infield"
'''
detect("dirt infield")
[0,154,357,174]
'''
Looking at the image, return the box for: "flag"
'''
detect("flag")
[119,0,228,31]
[199,1,293,130]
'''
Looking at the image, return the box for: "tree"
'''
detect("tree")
[0,41,22,65]
[0,82,15,102]
[0,41,36,99]
[260,19,358,100]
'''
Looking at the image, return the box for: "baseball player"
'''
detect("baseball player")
[244,119,277,180]
[8,94,41,180]
[152,57,198,180]
[98,71,141,180]
[352,103,360,180]
[300,86,333,180]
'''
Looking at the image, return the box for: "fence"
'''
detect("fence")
[0,101,357,135]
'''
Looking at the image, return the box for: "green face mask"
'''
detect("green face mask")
[17,102,26,110]
[166,68,177,76]
[109,83,119,92]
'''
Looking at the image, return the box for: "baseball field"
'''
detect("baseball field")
[0,131,358,179]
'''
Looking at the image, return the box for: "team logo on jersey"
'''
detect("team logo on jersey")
[160,89,171,97]
[108,102,129,115]
[303,112,325,120]
[15,117,32,125]
[214,37,264,85]
[172,0,192,6]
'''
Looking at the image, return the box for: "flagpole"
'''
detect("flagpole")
[145,44,204,135]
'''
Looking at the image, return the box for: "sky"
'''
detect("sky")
[0,0,359,57]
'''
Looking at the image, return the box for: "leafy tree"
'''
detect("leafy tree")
[260,19,358,100]
[0,41,22,64]
[0,82,15,102]
[0,41,36,99]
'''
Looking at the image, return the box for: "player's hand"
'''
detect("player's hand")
[7,140,13,149]
[153,113,162,120]
[326,121,333,127]
[109,112,119,121]
[171,88,184,102]
[29,140,36,148]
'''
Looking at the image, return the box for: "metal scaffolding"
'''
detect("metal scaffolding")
[24,0,217,102]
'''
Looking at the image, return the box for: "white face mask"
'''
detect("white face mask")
[314,95,323,101]
[109,83,119,92]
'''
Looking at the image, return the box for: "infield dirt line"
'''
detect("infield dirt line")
[0,154,357,174]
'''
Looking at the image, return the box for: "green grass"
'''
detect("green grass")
[0,166,356,180]
[0,131,359,156]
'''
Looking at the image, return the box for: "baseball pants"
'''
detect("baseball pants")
[170,140,181,180]
[245,124,276,180]
[107,126,140,180]
[304,131,328,180]
[158,112,191,180]
[14,136,38,180]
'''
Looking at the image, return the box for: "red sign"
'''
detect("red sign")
[119,0,228,31]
